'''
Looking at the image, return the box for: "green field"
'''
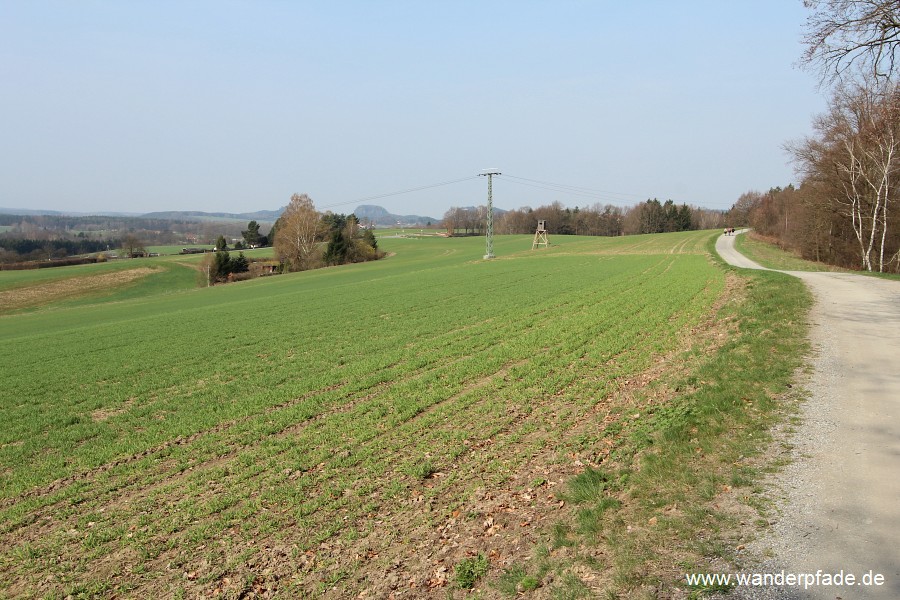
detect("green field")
[0,259,199,315]
[0,231,809,598]
[145,245,214,255]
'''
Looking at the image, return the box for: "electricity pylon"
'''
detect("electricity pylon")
[479,170,500,259]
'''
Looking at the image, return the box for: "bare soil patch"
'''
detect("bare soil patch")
[0,267,158,313]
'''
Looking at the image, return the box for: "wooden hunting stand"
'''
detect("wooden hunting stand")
[532,220,549,249]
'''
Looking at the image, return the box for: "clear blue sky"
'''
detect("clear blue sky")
[0,1,825,217]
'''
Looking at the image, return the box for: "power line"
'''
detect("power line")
[501,178,640,204]
[501,174,645,204]
[504,174,643,197]
[316,175,480,212]
[302,172,652,218]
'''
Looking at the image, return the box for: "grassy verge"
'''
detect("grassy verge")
[500,241,813,598]
[734,231,900,280]
[734,232,842,272]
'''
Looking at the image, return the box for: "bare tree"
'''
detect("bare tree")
[790,81,900,270]
[695,207,726,231]
[496,207,541,234]
[472,206,486,235]
[274,193,326,271]
[801,0,900,82]
[121,233,146,258]
[442,207,460,235]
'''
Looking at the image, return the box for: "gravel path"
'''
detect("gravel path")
[714,232,900,599]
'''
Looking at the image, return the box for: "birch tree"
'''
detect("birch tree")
[274,193,326,271]
[791,81,900,271]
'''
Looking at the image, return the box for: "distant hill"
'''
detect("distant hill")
[138,205,438,226]
[1,205,438,226]
[353,205,439,227]
[0,207,66,216]
[457,205,508,216]
[141,209,284,223]
[0,207,141,217]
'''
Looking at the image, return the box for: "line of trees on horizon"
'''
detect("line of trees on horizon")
[443,200,726,237]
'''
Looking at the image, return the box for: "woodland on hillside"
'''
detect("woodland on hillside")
[0,214,252,264]
[730,0,900,272]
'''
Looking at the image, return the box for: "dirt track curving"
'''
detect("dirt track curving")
[716,232,900,599]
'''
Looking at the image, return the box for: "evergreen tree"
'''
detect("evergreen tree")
[322,213,347,232]
[676,204,694,231]
[241,221,261,247]
[324,228,349,265]
[362,228,378,251]
[231,252,249,273]
[212,250,231,281]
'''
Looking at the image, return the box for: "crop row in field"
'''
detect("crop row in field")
[1,232,726,597]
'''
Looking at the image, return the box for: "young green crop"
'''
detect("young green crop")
[0,231,728,598]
